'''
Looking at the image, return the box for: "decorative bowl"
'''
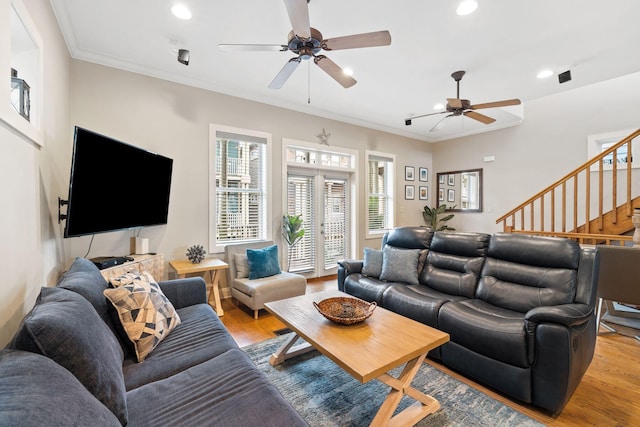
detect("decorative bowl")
[313,297,377,325]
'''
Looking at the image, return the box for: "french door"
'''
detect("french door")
[287,170,350,277]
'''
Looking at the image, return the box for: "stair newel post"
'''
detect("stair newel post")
[633,208,640,246]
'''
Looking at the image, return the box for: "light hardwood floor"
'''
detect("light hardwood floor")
[220,277,640,427]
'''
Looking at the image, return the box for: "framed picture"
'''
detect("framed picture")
[419,167,428,182]
[447,189,455,202]
[439,174,445,184]
[405,185,415,200]
[438,188,444,201]
[405,166,415,181]
[419,186,428,200]
[448,174,455,186]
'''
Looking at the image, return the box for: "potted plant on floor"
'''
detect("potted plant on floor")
[282,214,305,272]
[422,204,456,231]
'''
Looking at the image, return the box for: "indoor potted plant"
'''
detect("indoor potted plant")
[282,214,305,271]
[422,204,456,231]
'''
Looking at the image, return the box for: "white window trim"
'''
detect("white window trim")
[365,149,395,239]
[209,123,272,253]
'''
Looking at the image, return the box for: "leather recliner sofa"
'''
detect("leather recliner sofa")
[338,226,598,415]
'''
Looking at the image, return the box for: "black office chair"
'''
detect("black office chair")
[595,245,640,341]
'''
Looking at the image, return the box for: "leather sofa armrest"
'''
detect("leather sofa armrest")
[337,259,363,292]
[337,259,363,275]
[158,277,207,309]
[525,303,593,329]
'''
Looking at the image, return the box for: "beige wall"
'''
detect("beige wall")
[0,0,70,347]
[66,61,433,273]
[431,71,640,233]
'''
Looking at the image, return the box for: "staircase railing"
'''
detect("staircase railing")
[496,129,640,245]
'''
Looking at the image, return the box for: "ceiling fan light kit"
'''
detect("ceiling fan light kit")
[405,70,521,132]
[218,0,391,90]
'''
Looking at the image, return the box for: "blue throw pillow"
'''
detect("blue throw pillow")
[247,245,282,279]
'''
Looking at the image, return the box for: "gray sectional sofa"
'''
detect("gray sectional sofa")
[338,226,598,415]
[0,257,307,426]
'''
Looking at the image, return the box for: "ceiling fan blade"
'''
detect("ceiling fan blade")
[218,44,287,52]
[314,55,357,88]
[405,110,447,124]
[464,110,496,125]
[430,114,454,132]
[447,98,463,109]
[284,0,311,39]
[323,30,391,51]
[268,57,301,89]
[471,99,521,109]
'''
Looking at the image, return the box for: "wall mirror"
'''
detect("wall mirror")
[436,168,482,212]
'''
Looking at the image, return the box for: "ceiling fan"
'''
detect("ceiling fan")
[404,71,521,132]
[218,0,391,89]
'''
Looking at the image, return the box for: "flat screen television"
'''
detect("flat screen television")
[63,126,173,238]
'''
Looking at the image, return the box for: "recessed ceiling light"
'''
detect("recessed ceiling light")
[171,4,192,20]
[434,103,445,110]
[343,68,354,76]
[457,0,478,16]
[537,69,554,79]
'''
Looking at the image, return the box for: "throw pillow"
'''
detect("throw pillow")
[109,271,150,288]
[380,247,420,285]
[235,253,250,279]
[247,245,281,280]
[9,287,128,425]
[104,274,181,363]
[362,248,383,278]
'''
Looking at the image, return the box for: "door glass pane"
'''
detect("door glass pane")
[324,178,348,269]
[286,174,315,272]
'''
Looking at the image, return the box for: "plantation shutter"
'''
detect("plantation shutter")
[323,178,348,269]
[215,131,267,244]
[287,174,315,272]
[367,154,393,233]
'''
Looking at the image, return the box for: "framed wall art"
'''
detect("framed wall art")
[405,166,415,181]
[405,185,415,200]
[447,189,455,202]
[419,186,428,200]
[419,167,428,182]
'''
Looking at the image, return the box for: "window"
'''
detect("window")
[209,125,271,251]
[366,151,394,236]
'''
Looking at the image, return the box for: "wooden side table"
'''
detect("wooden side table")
[168,258,228,317]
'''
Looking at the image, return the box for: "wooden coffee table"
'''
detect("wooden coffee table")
[264,290,450,427]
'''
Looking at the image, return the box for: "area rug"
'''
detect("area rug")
[243,334,543,427]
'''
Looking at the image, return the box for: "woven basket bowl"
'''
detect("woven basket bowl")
[313,297,377,325]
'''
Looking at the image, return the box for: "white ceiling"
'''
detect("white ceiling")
[49,0,640,142]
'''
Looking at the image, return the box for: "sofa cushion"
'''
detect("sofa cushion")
[0,349,121,426]
[235,253,250,278]
[126,348,307,427]
[343,275,394,305]
[247,245,281,279]
[383,283,468,328]
[383,226,433,249]
[232,272,307,308]
[439,299,529,368]
[10,287,127,425]
[420,252,485,298]
[429,231,491,257]
[104,274,181,362]
[361,247,383,278]
[122,304,238,391]
[56,257,112,325]
[380,247,420,285]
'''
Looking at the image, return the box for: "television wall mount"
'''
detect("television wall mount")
[58,197,68,224]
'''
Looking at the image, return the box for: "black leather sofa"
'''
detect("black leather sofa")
[338,226,598,415]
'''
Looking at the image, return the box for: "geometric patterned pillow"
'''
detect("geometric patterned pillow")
[104,273,181,362]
